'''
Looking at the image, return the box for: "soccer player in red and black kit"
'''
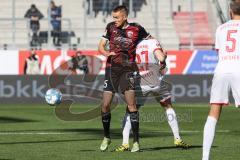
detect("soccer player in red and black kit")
[98,5,150,152]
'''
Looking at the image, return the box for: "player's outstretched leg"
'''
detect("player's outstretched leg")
[161,99,190,149]
[114,112,131,152]
[202,104,222,160]
[125,90,140,152]
[100,91,113,151]
[100,112,111,151]
[129,111,140,152]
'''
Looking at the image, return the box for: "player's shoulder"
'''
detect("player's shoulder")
[137,39,160,50]
[105,22,115,29]
[129,22,144,28]
[216,20,240,32]
[145,38,160,46]
[138,38,159,45]
[149,38,160,44]
[216,21,228,30]
[215,24,224,35]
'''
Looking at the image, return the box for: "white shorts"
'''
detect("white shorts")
[210,73,240,107]
[136,80,172,106]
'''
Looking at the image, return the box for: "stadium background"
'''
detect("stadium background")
[0,0,230,103]
[1,1,240,160]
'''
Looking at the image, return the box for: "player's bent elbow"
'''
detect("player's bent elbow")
[98,46,105,55]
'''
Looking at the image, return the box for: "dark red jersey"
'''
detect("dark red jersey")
[102,22,150,66]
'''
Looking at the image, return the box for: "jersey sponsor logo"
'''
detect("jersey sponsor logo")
[113,37,133,51]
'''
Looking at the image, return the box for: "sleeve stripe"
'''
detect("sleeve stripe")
[101,36,109,40]
[143,34,151,39]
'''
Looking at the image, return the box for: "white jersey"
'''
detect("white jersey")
[136,39,162,89]
[135,39,171,104]
[215,20,240,74]
[136,39,162,65]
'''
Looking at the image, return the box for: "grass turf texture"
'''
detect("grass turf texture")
[0,103,239,160]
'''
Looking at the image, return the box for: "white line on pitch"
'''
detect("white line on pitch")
[0,130,230,135]
[149,130,230,133]
[0,132,71,135]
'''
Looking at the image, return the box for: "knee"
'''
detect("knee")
[160,98,172,107]
[102,102,111,112]
[127,104,137,112]
[161,103,172,110]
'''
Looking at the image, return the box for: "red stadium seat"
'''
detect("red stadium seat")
[174,12,214,49]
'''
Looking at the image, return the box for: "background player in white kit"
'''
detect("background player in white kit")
[114,38,190,152]
[202,1,240,160]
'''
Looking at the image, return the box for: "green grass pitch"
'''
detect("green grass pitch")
[0,103,239,160]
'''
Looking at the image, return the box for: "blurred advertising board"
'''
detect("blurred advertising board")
[0,50,218,75]
[0,75,214,104]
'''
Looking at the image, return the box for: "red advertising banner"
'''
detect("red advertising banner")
[19,50,106,75]
[166,50,193,74]
[0,50,194,75]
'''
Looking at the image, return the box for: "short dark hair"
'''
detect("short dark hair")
[112,5,128,16]
[31,4,36,8]
[230,0,240,15]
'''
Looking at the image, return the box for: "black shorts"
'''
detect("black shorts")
[103,66,136,93]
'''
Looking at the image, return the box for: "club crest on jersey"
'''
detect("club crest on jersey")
[127,31,133,38]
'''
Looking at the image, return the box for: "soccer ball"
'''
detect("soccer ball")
[45,88,62,105]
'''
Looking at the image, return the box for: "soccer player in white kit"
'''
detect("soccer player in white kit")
[114,38,190,152]
[202,1,240,160]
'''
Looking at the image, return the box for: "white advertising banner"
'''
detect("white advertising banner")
[0,50,19,75]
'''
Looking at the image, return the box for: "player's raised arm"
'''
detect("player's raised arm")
[153,42,167,71]
[154,48,167,63]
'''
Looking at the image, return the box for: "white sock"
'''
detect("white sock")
[122,114,131,145]
[166,108,181,140]
[202,116,217,160]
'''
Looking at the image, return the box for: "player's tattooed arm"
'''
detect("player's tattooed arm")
[98,38,116,57]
